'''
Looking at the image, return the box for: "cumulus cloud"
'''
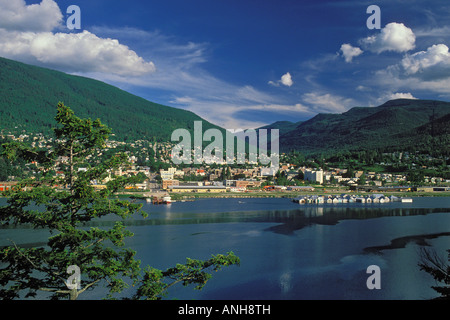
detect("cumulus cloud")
[280,72,293,86]
[0,0,155,77]
[389,92,416,100]
[388,92,417,100]
[371,43,450,96]
[373,43,450,87]
[340,43,363,62]
[0,0,62,32]
[361,22,415,53]
[400,44,450,80]
[269,72,293,87]
[374,92,418,105]
[0,29,155,76]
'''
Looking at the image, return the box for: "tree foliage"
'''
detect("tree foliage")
[0,102,239,300]
[418,248,450,300]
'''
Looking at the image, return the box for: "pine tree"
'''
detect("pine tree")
[418,248,450,300]
[0,102,239,300]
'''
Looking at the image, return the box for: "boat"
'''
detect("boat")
[401,198,413,203]
[148,195,172,204]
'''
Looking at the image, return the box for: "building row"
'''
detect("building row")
[293,194,412,204]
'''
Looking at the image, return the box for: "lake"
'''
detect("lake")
[1,196,449,300]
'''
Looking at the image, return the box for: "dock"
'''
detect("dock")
[293,194,413,204]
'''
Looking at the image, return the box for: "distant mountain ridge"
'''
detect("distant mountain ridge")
[0,56,222,142]
[267,99,450,155]
[1,56,449,157]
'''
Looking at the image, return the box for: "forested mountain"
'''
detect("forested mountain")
[270,99,450,156]
[1,56,449,159]
[258,120,302,137]
[0,57,222,142]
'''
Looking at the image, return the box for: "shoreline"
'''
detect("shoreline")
[166,190,450,200]
[2,190,450,201]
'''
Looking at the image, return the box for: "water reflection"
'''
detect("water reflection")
[1,196,449,300]
[73,206,449,235]
[1,197,448,241]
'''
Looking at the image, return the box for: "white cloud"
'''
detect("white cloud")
[89,28,295,129]
[0,0,62,32]
[371,43,450,96]
[0,30,155,76]
[302,92,355,113]
[361,22,415,54]
[0,3,334,129]
[400,44,450,80]
[415,26,450,39]
[388,92,417,100]
[236,85,275,104]
[0,0,155,77]
[269,72,293,87]
[280,72,293,87]
[374,92,418,105]
[340,43,363,62]
[171,95,314,129]
[356,85,370,92]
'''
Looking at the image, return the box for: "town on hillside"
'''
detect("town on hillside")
[1,132,449,198]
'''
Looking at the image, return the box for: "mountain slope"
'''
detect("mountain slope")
[276,99,450,155]
[258,120,302,137]
[0,57,221,142]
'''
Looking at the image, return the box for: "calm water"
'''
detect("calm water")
[1,196,449,300]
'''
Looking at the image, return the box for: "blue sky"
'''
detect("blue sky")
[1,0,450,129]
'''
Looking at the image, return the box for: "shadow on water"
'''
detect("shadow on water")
[262,207,450,235]
[55,206,450,235]
[363,232,450,254]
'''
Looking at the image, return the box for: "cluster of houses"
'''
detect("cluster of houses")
[151,162,450,194]
[157,165,418,193]
[1,131,449,195]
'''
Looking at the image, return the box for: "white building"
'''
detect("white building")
[160,167,185,180]
[160,171,174,180]
[260,167,277,177]
[304,169,324,184]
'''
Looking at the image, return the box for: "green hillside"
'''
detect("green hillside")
[2,56,449,159]
[0,57,221,142]
[258,120,302,137]
[276,99,450,155]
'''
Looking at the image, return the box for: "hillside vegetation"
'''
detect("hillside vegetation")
[0,57,221,142]
[276,99,450,156]
[1,56,449,160]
